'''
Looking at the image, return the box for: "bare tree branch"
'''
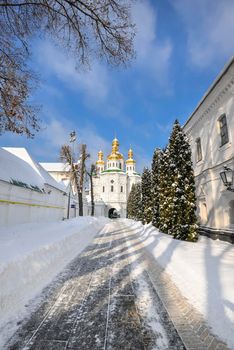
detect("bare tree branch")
[0,0,135,137]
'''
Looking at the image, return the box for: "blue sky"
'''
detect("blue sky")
[1,0,234,171]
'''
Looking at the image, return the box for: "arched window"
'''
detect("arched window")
[200,202,207,224]
[111,185,114,192]
[103,186,105,192]
[219,114,229,146]
[229,200,234,224]
[112,163,114,167]
[121,186,123,193]
[119,163,121,169]
[195,138,202,162]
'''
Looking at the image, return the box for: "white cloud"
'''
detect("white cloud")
[172,0,234,67]
[132,1,173,89]
[40,115,149,170]
[39,116,110,164]
[37,41,110,101]
[78,125,110,163]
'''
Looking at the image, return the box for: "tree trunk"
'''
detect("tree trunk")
[78,191,83,216]
[90,175,95,216]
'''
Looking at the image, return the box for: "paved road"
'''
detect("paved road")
[7,220,186,350]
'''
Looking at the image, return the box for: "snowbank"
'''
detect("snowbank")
[0,217,108,346]
[0,148,44,189]
[131,220,234,348]
[4,147,66,192]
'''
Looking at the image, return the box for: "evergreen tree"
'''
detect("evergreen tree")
[141,167,153,224]
[134,183,142,221]
[127,183,142,221]
[166,120,198,241]
[158,148,174,234]
[151,148,162,228]
[127,184,136,219]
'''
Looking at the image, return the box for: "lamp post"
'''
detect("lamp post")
[220,166,234,192]
[67,131,77,219]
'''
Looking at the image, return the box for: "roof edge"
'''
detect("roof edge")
[183,56,234,128]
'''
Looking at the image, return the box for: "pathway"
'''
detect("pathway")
[6,220,227,350]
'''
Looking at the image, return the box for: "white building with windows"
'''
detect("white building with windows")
[183,57,234,243]
[90,137,141,218]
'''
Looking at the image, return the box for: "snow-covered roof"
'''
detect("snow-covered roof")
[0,148,44,189]
[2,148,66,192]
[40,162,71,172]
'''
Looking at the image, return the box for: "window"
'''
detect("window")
[111,185,114,192]
[119,163,122,169]
[196,138,202,162]
[200,202,207,225]
[219,114,229,146]
[121,186,123,193]
[103,186,105,192]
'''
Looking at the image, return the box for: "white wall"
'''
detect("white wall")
[184,61,234,231]
[0,180,68,226]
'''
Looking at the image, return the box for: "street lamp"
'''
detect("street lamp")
[220,166,234,192]
[70,131,76,143]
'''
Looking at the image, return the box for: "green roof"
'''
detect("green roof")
[102,169,124,173]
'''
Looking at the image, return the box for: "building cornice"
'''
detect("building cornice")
[185,76,234,136]
[184,56,234,130]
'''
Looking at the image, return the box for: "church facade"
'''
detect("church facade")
[89,138,141,218]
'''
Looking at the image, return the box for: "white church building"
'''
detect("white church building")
[89,137,141,218]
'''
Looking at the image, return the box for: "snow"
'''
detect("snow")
[0,216,109,347]
[128,220,234,348]
[40,162,71,172]
[3,148,66,192]
[0,148,44,189]
[1,217,233,348]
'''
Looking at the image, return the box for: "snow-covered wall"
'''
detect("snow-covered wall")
[0,180,67,226]
[0,148,68,226]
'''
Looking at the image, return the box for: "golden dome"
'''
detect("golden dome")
[98,150,103,160]
[96,150,105,165]
[107,137,124,160]
[128,148,133,159]
[126,147,135,164]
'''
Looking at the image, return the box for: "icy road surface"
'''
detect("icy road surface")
[7,220,185,350]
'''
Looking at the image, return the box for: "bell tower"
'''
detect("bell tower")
[96,150,105,174]
[126,147,136,175]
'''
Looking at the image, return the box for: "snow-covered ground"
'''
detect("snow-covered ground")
[0,216,109,347]
[127,220,234,349]
[1,217,234,348]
